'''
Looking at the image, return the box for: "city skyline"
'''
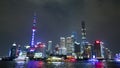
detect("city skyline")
[0,0,120,56]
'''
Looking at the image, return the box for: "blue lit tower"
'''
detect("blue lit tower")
[27,13,37,59]
[31,12,37,47]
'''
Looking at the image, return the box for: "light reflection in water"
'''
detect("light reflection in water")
[15,60,107,68]
[95,61,105,68]
[27,61,44,68]
[47,62,65,68]
[15,61,25,68]
[51,62,63,66]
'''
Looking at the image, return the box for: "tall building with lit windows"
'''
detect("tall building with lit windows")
[34,42,46,58]
[47,41,53,55]
[104,47,112,59]
[66,36,74,56]
[74,42,81,58]
[10,43,17,58]
[94,40,104,59]
[83,43,93,59]
[59,37,67,55]
[80,21,87,58]
[60,37,66,47]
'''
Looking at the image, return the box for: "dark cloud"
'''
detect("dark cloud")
[0,0,120,56]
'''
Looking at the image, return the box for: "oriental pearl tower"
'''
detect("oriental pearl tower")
[31,12,37,48]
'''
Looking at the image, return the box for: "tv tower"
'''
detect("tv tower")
[31,12,37,47]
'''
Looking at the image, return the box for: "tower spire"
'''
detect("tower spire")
[31,12,37,47]
[81,21,86,41]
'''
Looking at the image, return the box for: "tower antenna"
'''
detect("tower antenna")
[31,12,37,47]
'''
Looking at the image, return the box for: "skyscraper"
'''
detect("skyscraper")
[66,37,73,55]
[59,37,67,55]
[81,21,87,58]
[60,37,65,48]
[94,40,104,59]
[83,43,93,59]
[48,41,53,55]
[74,42,81,58]
[10,43,17,59]
[34,42,46,58]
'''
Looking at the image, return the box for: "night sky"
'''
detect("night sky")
[0,0,120,56]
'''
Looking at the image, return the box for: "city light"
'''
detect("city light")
[25,46,30,49]
[12,43,17,46]
[30,48,35,52]
[95,40,100,44]
[7,15,113,66]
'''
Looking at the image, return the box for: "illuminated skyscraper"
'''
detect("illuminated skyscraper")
[60,37,65,47]
[55,44,59,55]
[66,37,72,55]
[94,40,104,59]
[83,43,93,59]
[34,42,46,58]
[10,43,17,58]
[31,12,37,47]
[66,36,74,56]
[48,41,53,55]
[81,21,87,57]
[104,47,112,59]
[74,42,81,58]
[59,37,67,55]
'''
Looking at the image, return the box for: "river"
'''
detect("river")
[0,60,120,68]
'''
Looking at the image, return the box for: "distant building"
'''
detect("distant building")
[58,47,67,55]
[16,45,21,57]
[54,44,59,55]
[103,47,112,59]
[10,43,17,58]
[34,42,46,58]
[66,36,74,56]
[80,21,87,58]
[60,37,66,48]
[94,41,104,59]
[59,37,67,55]
[74,42,81,58]
[83,43,93,59]
[47,41,53,55]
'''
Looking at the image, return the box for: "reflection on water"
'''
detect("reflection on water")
[95,61,105,68]
[27,61,44,68]
[16,61,103,68]
[15,61,107,68]
[0,60,120,68]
